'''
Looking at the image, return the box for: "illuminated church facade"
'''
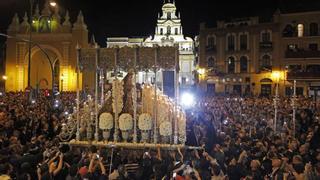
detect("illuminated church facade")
[107,0,195,87]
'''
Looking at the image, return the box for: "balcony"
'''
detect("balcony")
[285,50,320,58]
[287,72,320,80]
[259,42,273,51]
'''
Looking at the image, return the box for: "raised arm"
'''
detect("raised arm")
[177,147,184,162]
[88,154,95,173]
[98,157,106,175]
[52,153,64,176]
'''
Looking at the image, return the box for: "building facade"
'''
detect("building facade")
[107,0,195,88]
[5,0,89,92]
[198,10,320,97]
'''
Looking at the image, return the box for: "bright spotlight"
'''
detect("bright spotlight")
[50,1,57,7]
[180,92,195,107]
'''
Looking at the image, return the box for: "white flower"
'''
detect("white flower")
[159,121,172,136]
[119,113,133,131]
[99,113,113,130]
[138,113,152,131]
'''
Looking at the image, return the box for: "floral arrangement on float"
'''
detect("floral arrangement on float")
[159,121,172,143]
[138,113,152,142]
[119,113,133,142]
[99,112,114,140]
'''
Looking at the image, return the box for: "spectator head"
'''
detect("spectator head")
[78,166,88,178]
[250,160,261,171]
[271,156,282,168]
[89,145,97,154]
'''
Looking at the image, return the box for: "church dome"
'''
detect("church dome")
[162,1,176,11]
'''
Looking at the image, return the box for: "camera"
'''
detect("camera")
[96,154,100,159]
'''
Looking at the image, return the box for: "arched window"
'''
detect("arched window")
[261,54,271,69]
[175,28,178,35]
[160,28,163,35]
[227,56,235,73]
[240,34,248,50]
[167,26,171,35]
[240,56,248,73]
[207,57,215,68]
[309,23,318,36]
[227,35,235,51]
[297,24,304,37]
[282,24,294,37]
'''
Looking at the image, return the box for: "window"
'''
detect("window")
[160,28,163,35]
[207,57,215,68]
[207,36,215,47]
[309,43,318,51]
[298,24,304,37]
[261,84,272,96]
[282,24,294,37]
[167,26,171,35]
[181,77,186,85]
[240,56,248,73]
[167,12,171,20]
[261,54,271,69]
[261,31,271,42]
[175,28,178,35]
[227,57,235,73]
[227,35,235,51]
[310,23,318,36]
[240,34,248,50]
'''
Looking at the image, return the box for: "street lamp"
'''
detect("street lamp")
[291,80,297,138]
[1,75,7,92]
[60,73,64,92]
[271,71,282,133]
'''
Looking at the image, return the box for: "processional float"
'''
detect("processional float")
[59,44,196,149]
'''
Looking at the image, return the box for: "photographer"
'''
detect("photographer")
[48,152,64,179]
[86,152,107,179]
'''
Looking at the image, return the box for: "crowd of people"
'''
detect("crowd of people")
[0,90,319,179]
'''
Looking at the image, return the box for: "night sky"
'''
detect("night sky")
[0,0,320,46]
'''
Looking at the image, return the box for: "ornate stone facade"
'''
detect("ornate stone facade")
[5,0,89,91]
